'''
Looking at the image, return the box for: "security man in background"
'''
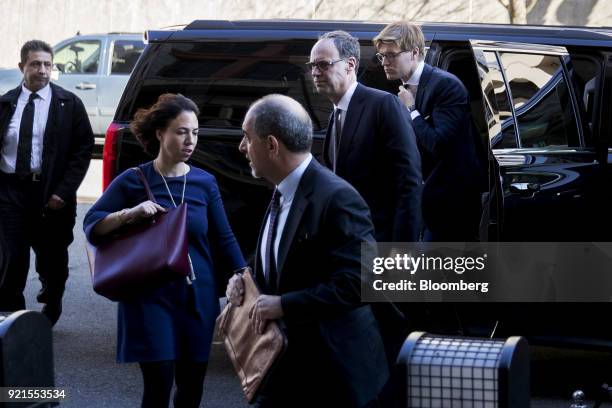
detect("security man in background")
[0,40,93,325]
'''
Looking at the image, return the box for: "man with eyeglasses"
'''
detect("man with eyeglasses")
[308,31,422,402]
[308,30,422,245]
[374,21,486,242]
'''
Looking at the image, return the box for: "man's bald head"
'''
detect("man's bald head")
[246,94,313,153]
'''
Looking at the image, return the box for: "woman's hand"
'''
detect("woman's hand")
[91,200,167,238]
[124,200,167,224]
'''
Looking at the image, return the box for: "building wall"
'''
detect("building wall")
[0,0,609,68]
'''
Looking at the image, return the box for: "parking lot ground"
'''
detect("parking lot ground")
[77,159,102,204]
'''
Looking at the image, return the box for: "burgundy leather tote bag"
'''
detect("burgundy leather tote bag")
[86,167,190,301]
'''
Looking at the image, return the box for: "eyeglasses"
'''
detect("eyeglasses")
[376,51,409,63]
[305,59,345,72]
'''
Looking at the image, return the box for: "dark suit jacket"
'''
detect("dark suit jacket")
[412,64,486,239]
[0,83,94,207]
[254,159,388,407]
[323,83,422,243]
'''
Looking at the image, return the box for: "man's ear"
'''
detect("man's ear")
[267,134,280,156]
[346,56,357,73]
[156,129,163,141]
[18,62,24,73]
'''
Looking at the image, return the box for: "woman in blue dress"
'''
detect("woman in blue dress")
[83,94,246,407]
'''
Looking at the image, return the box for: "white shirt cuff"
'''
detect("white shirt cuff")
[410,109,421,120]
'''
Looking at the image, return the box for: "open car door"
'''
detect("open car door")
[467,40,604,241]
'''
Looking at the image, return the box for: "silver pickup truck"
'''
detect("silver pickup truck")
[0,32,144,150]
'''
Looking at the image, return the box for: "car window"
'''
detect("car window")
[54,40,101,74]
[134,41,332,131]
[474,50,517,149]
[499,52,580,148]
[569,56,600,137]
[132,39,413,132]
[111,40,145,75]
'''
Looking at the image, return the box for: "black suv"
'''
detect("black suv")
[104,20,612,348]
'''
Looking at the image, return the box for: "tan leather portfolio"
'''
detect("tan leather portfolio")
[215,269,287,402]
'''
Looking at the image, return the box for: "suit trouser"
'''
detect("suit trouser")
[422,193,482,242]
[255,333,356,408]
[0,176,75,311]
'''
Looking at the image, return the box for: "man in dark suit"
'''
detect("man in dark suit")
[227,94,388,407]
[374,21,486,242]
[309,31,421,381]
[309,30,422,243]
[0,40,94,324]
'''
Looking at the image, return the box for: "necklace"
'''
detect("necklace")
[154,159,187,208]
[153,159,196,284]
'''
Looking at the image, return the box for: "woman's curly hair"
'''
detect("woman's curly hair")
[129,93,199,155]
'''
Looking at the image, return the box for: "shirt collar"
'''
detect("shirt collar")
[21,83,51,101]
[405,60,425,86]
[277,153,313,203]
[334,81,358,112]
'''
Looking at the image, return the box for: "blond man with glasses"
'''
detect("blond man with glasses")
[374,21,487,242]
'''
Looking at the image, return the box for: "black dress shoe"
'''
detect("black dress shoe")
[41,301,62,326]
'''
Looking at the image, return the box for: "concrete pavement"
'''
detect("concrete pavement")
[77,160,103,204]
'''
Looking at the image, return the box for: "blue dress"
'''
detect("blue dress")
[83,162,246,363]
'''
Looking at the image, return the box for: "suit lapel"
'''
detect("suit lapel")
[254,205,270,289]
[416,63,433,112]
[337,83,366,165]
[41,85,63,176]
[322,111,333,169]
[42,92,58,147]
[276,161,316,281]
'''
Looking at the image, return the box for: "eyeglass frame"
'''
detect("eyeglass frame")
[305,58,345,72]
[375,50,410,63]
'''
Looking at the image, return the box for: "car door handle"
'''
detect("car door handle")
[76,82,96,90]
[510,182,540,195]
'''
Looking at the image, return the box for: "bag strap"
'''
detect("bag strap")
[132,166,156,203]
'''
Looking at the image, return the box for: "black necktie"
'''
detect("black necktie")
[265,189,282,293]
[15,92,39,175]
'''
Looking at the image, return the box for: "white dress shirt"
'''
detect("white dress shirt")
[333,80,358,132]
[404,60,425,120]
[260,154,313,279]
[0,83,51,174]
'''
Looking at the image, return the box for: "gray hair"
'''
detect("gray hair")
[249,94,312,153]
[319,30,360,70]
